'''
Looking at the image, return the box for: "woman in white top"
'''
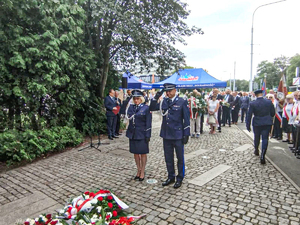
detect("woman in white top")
[282,95,294,144]
[207,94,220,134]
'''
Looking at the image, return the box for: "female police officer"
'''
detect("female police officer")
[126,90,152,181]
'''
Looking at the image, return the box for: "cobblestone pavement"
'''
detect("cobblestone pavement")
[1,113,300,225]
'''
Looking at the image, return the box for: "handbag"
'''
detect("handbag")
[208,114,216,124]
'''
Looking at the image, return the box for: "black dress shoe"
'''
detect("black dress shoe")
[260,158,266,164]
[282,139,289,142]
[254,150,259,156]
[138,177,144,181]
[134,176,140,180]
[173,180,182,189]
[218,130,221,133]
[162,178,175,186]
[229,125,231,127]
[108,136,113,140]
[112,135,119,138]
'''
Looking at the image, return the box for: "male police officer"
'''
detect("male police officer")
[149,83,190,188]
[246,89,275,164]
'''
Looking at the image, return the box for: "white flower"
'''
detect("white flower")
[78,219,87,225]
[90,199,97,205]
[59,209,65,214]
[70,208,78,215]
[107,212,112,218]
[96,206,102,213]
[77,200,84,206]
[81,202,93,212]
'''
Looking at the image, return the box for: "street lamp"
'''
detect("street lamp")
[249,0,286,92]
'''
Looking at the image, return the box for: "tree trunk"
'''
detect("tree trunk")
[99,48,110,99]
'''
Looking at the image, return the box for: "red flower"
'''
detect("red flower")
[24,222,30,225]
[106,215,111,220]
[45,214,51,220]
[89,192,95,198]
[67,207,72,213]
[108,202,113,208]
[112,210,118,217]
[97,196,103,201]
[84,191,90,195]
[107,195,113,201]
[50,221,58,225]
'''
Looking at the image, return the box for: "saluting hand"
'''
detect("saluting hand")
[154,89,164,100]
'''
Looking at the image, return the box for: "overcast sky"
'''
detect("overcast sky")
[177,0,300,81]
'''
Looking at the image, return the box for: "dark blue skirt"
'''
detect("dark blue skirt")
[129,139,149,154]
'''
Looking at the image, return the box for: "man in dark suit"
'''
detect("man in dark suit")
[246,90,275,164]
[104,89,118,140]
[231,92,241,124]
[240,92,250,123]
[149,83,190,189]
[222,89,234,127]
[115,90,122,135]
[143,91,149,104]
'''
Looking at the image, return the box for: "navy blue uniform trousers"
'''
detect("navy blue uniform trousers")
[163,139,185,182]
[254,125,271,151]
[107,115,117,136]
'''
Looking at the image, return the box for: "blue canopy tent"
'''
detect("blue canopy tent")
[152,68,227,89]
[122,71,153,89]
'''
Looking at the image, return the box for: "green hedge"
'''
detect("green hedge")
[0,126,83,165]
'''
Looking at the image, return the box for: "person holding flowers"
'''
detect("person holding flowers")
[125,90,152,181]
[188,89,206,137]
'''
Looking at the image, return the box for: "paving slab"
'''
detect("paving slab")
[188,164,232,186]
[0,191,61,225]
[233,144,253,152]
[185,149,209,160]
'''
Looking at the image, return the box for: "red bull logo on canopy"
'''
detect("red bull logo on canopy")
[178,73,199,81]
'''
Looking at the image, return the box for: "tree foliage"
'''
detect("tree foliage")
[0,0,96,131]
[226,80,249,91]
[0,0,203,143]
[82,0,203,98]
[254,60,280,89]
[287,54,300,85]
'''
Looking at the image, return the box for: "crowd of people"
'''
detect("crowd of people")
[103,84,300,188]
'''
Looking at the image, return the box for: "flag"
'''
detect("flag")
[278,73,288,97]
[262,78,266,96]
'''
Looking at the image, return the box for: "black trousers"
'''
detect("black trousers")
[232,107,240,123]
[295,126,300,150]
[241,108,248,122]
[107,115,117,136]
[218,106,222,129]
[115,113,121,134]
[163,139,185,182]
[273,112,282,138]
[254,125,271,151]
[222,106,231,125]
